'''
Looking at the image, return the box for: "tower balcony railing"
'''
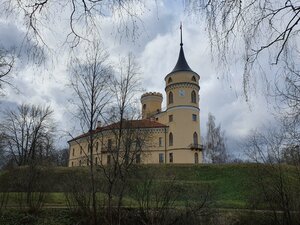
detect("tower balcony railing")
[189,144,204,151]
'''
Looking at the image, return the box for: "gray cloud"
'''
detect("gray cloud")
[0,22,45,67]
[0,1,281,157]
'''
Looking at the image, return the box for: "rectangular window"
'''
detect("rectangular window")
[72,148,75,156]
[107,155,111,165]
[159,153,164,163]
[108,139,112,151]
[96,142,99,152]
[71,161,74,167]
[192,114,197,121]
[136,154,141,164]
[169,115,173,122]
[169,153,173,163]
[159,137,163,147]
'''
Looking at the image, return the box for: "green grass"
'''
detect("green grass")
[0,163,294,209]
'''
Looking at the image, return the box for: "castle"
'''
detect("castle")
[68,27,203,166]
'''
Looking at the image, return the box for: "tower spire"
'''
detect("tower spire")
[180,22,183,46]
[169,22,194,73]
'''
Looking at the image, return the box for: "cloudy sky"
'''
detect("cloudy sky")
[0,0,278,158]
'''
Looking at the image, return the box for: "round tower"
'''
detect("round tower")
[141,92,163,119]
[164,24,202,164]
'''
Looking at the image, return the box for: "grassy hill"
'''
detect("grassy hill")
[131,164,255,208]
[0,163,261,209]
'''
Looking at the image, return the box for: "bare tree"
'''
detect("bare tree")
[131,169,214,225]
[0,104,56,213]
[187,0,300,100]
[0,104,55,166]
[1,0,146,48]
[206,113,227,163]
[244,123,300,225]
[0,49,14,94]
[275,60,300,125]
[69,41,112,225]
[51,147,69,166]
[97,53,146,225]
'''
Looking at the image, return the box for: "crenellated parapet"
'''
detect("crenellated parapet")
[141,92,163,119]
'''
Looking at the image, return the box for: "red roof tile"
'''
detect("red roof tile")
[68,119,167,143]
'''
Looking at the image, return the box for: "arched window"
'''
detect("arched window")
[169,132,173,146]
[168,77,173,83]
[194,153,199,164]
[191,91,196,103]
[169,91,173,104]
[143,104,146,110]
[192,76,196,82]
[193,132,198,145]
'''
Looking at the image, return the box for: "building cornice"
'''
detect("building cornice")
[165,82,200,91]
[166,105,199,112]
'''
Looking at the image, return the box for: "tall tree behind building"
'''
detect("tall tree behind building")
[205,113,227,163]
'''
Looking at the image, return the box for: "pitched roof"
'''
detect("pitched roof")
[68,119,167,143]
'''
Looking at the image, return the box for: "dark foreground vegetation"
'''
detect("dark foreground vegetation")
[0,164,299,225]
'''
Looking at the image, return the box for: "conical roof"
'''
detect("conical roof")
[171,45,193,73]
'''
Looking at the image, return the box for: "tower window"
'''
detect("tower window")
[143,104,146,110]
[191,91,196,103]
[169,115,173,122]
[169,132,173,146]
[193,132,198,145]
[72,148,75,156]
[192,76,196,82]
[71,161,74,167]
[159,153,164,163]
[192,114,197,121]
[96,142,99,152]
[169,153,173,163]
[159,137,163,147]
[168,77,173,83]
[169,91,173,104]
